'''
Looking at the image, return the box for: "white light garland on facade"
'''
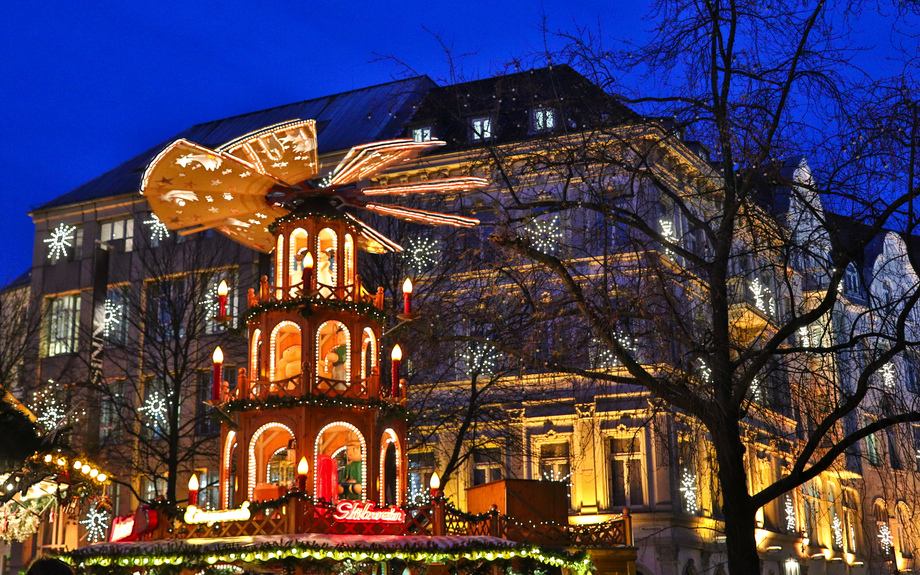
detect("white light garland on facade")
[524,216,563,254]
[785,495,797,532]
[659,219,677,255]
[679,468,699,514]
[31,382,70,431]
[222,430,237,509]
[749,278,775,317]
[881,363,895,388]
[461,343,500,378]
[595,332,637,368]
[402,236,440,271]
[139,390,170,426]
[144,214,170,242]
[380,428,401,505]
[878,522,894,554]
[833,515,844,549]
[80,504,110,543]
[44,224,76,260]
[103,298,122,338]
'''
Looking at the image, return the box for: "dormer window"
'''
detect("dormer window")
[533,107,556,132]
[469,116,493,142]
[413,127,432,142]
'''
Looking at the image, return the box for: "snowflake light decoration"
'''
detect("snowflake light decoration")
[402,236,440,272]
[749,278,775,317]
[139,390,170,426]
[749,377,763,404]
[833,514,845,549]
[524,216,563,254]
[80,504,109,543]
[679,468,699,514]
[659,219,677,254]
[881,363,895,388]
[461,343,500,378]
[798,326,811,348]
[144,214,170,242]
[103,299,123,338]
[879,522,894,554]
[785,495,797,532]
[203,281,227,320]
[31,383,67,430]
[44,224,76,260]
[594,332,637,368]
[698,360,712,384]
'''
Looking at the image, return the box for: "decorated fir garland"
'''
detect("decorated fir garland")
[268,211,357,235]
[223,392,407,420]
[243,296,387,326]
[65,534,591,574]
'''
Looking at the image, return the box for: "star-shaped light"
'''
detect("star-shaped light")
[44,224,76,260]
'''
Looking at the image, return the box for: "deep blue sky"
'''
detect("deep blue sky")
[0,2,908,281]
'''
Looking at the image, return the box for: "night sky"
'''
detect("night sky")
[0,1,906,281]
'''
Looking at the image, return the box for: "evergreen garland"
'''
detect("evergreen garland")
[268,211,357,235]
[243,297,387,325]
[223,392,406,420]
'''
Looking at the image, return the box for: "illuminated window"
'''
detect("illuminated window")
[532,107,555,132]
[539,442,571,503]
[469,117,492,142]
[194,468,220,511]
[866,415,881,467]
[413,127,432,142]
[99,217,135,252]
[100,379,124,445]
[142,476,166,503]
[42,293,81,357]
[472,448,503,485]
[609,437,644,507]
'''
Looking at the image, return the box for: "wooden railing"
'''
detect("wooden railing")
[158,496,632,549]
[247,274,385,309]
[227,370,398,403]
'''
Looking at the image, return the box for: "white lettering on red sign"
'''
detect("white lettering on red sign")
[333,500,406,524]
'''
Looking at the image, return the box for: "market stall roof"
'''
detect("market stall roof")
[67,533,591,573]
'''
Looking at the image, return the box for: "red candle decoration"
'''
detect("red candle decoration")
[402,278,413,314]
[297,457,309,492]
[429,472,440,498]
[304,252,314,288]
[217,280,228,317]
[188,474,199,507]
[391,345,402,397]
[212,346,224,401]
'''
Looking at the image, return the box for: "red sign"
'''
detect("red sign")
[333,500,406,524]
[109,515,135,542]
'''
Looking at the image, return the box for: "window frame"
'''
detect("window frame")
[531,107,556,133]
[42,292,82,357]
[469,116,493,142]
[608,434,646,509]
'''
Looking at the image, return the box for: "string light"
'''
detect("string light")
[679,468,699,514]
[44,224,76,260]
[523,216,562,254]
[785,495,797,532]
[882,363,895,388]
[749,278,775,317]
[313,421,366,502]
[659,219,676,255]
[80,504,110,543]
[461,343,500,378]
[139,390,170,427]
[833,515,844,549]
[144,214,170,242]
[403,236,440,272]
[879,522,893,554]
[248,423,295,500]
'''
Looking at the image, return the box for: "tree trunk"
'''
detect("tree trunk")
[711,420,762,575]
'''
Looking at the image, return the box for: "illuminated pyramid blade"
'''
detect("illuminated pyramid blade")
[360,177,489,196]
[217,120,319,185]
[329,139,446,187]
[342,213,403,254]
[141,139,289,253]
[358,202,479,228]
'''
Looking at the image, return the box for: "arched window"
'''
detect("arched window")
[251,329,262,380]
[361,327,376,380]
[380,428,400,506]
[344,234,355,288]
[248,422,295,500]
[289,228,309,290]
[317,228,337,296]
[270,321,301,381]
[314,421,366,502]
[317,321,350,384]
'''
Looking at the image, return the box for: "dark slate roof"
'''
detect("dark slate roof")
[1,270,31,292]
[34,76,437,212]
[408,65,638,152]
